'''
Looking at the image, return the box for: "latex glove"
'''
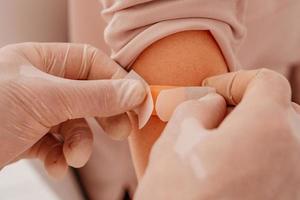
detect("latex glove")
[135,69,300,199]
[0,43,146,178]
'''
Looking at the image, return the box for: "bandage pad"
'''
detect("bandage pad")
[153,86,216,122]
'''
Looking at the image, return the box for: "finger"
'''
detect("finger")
[153,93,227,159]
[13,131,60,161]
[96,113,132,140]
[56,79,146,119]
[23,134,68,179]
[202,69,292,106]
[44,144,68,179]
[7,43,127,80]
[25,134,62,161]
[24,77,146,127]
[167,93,227,131]
[59,119,93,168]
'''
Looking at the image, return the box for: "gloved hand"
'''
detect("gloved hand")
[135,69,300,199]
[0,43,146,178]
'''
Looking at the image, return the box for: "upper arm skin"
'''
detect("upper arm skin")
[129,30,228,179]
[132,30,228,85]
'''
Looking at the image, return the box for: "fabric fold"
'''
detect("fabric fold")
[99,0,247,71]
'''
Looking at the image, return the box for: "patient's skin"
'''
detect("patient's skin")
[130,30,228,179]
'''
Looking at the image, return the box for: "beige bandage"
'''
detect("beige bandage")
[152,86,216,121]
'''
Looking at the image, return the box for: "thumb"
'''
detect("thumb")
[161,93,227,142]
[169,93,227,130]
[150,93,227,162]
[30,77,146,127]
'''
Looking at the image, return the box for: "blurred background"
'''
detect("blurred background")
[0,0,134,200]
[0,0,109,51]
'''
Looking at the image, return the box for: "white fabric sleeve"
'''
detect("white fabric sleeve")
[99,0,247,71]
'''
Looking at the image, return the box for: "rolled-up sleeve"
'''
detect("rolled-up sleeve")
[99,0,247,71]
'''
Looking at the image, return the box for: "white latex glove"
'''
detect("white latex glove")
[0,43,146,178]
[135,69,300,199]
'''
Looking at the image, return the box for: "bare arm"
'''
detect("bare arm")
[98,0,246,179]
[130,30,228,178]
